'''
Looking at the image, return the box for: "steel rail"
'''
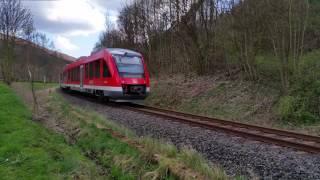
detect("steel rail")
[60,90,320,153]
[124,104,320,153]
[133,104,320,143]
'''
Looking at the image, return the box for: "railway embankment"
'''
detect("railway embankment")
[5,82,227,180]
[145,75,320,136]
[60,89,320,179]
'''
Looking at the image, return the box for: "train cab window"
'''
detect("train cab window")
[113,55,144,78]
[103,61,111,77]
[95,60,100,78]
[89,62,94,79]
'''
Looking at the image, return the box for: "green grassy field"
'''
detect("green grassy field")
[0,83,102,179]
[0,83,173,179]
[0,83,227,179]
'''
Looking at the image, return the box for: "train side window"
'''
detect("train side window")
[73,68,75,81]
[103,61,111,77]
[85,64,87,79]
[89,62,94,79]
[85,64,89,79]
[95,60,100,78]
[71,69,73,81]
[72,68,75,81]
[78,67,80,81]
[76,67,79,81]
[70,70,73,81]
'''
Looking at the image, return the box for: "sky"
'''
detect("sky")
[22,0,131,58]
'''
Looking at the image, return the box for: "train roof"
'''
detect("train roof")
[106,48,142,57]
[63,48,143,71]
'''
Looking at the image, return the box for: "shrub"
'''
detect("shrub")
[278,50,320,124]
[278,96,296,120]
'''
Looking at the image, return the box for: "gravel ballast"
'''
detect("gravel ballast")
[61,91,320,179]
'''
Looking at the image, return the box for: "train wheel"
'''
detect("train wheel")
[97,95,109,103]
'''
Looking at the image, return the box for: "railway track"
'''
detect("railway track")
[61,90,320,154]
[122,104,320,154]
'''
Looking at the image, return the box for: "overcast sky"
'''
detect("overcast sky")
[22,0,131,58]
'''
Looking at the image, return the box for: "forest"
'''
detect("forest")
[95,0,320,124]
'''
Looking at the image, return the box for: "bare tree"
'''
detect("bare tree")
[266,0,309,94]
[23,20,39,115]
[0,0,33,85]
[34,32,50,49]
[95,0,311,82]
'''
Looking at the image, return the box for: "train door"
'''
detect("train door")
[80,65,84,90]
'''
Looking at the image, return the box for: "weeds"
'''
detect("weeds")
[49,92,229,179]
[49,93,174,179]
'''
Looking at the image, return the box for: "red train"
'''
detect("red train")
[60,48,150,102]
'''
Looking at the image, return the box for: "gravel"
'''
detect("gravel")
[61,91,320,179]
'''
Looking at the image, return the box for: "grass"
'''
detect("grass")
[30,82,58,90]
[15,81,58,90]
[146,76,279,123]
[48,92,176,179]
[140,138,227,179]
[48,91,229,179]
[3,81,230,179]
[0,83,102,179]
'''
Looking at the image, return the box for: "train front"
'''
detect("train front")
[108,49,150,102]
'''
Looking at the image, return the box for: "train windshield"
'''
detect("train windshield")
[113,55,144,78]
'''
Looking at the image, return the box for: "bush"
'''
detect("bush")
[278,96,296,120]
[278,94,319,124]
[278,50,320,124]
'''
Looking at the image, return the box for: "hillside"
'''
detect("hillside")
[0,37,75,82]
[94,0,320,128]
[145,49,320,135]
